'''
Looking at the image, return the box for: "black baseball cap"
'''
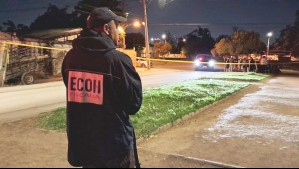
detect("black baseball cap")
[89,7,127,25]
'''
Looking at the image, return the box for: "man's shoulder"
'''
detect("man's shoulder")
[63,49,74,61]
[109,49,132,63]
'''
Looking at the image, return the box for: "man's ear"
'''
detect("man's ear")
[87,16,91,28]
[103,24,110,35]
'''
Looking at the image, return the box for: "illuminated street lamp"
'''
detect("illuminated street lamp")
[267,32,273,57]
[134,20,142,27]
[162,34,166,43]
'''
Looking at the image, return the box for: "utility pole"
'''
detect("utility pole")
[143,0,151,70]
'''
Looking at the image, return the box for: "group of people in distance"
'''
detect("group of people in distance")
[224,55,269,73]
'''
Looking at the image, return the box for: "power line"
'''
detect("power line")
[75,9,91,15]
[165,0,175,5]
[147,0,154,8]
[78,3,95,10]
[149,23,291,27]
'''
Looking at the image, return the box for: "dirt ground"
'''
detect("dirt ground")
[0,74,299,168]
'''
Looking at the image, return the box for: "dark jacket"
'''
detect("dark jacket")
[62,29,142,167]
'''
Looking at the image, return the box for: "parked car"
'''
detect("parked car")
[194,54,216,71]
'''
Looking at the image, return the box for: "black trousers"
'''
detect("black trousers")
[83,151,135,168]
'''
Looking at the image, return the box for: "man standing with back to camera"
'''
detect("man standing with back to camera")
[62,7,143,168]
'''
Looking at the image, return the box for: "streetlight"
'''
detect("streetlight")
[267,32,273,58]
[118,20,142,49]
[162,34,166,43]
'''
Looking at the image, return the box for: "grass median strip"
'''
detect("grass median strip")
[131,80,249,137]
[201,72,269,82]
[38,79,249,137]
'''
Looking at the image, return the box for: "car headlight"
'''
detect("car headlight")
[208,60,216,67]
[194,60,201,66]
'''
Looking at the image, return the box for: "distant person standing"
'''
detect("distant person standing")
[241,57,248,72]
[229,56,234,72]
[248,56,255,72]
[224,56,230,72]
[62,8,143,168]
[237,56,242,72]
[260,56,268,73]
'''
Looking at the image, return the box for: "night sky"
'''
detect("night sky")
[0,0,299,42]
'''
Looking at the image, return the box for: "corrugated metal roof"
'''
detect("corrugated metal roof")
[23,28,82,40]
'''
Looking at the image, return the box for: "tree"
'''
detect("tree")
[1,1,126,36]
[184,26,215,58]
[214,38,233,56]
[232,26,243,32]
[273,10,299,56]
[164,31,180,54]
[215,35,229,43]
[72,0,125,28]
[231,30,262,55]
[125,33,145,49]
[3,20,16,33]
[214,30,264,56]
[181,47,187,56]
[177,37,186,54]
[16,24,30,35]
[295,10,299,27]
[30,4,73,31]
[153,42,164,58]
[1,20,30,36]
[153,42,172,57]
[210,48,217,57]
[160,43,172,56]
